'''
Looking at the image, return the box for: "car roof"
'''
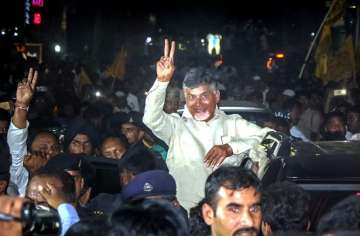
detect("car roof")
[177,100,270,113]
[294,141,360,156]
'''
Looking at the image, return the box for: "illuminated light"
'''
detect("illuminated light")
[311,32,315,37]
[207,33,222,55]
[145,36,152,44]
[54,44,61,53]
[275,53,285,59]
[201,38,205,43]
[95,91,101,97]
[14,32,18,37]
[350,5,356,9]
[33,13,42,25]
[15,27,18,31]
[1,30,5,35]
[32,0,44,7]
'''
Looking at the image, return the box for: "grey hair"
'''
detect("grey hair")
[182,67,218,90]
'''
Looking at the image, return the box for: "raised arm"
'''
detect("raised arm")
[156,39,176,82]
[7,68,38,196]
[13,68,38,129]
[143,39,178,144]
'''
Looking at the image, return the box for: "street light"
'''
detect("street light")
[145,36,152,44]
[54,44,61,53]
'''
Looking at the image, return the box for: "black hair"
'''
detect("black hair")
[189,199,210,236]
[317,195,360,234]
[324,111,346,125]
[204,166,261,209]
[118,145,163,177]
[0,108,10,122]
[65,218,120,236]
[63,118,99,151]
[100,134,129,150]
[26,130,59,152]
[111,199,189,236]
[282,98,302,113]
[348,105,360,114]
[261,181,310,232]
[182,67,218,90]
[31,169,76,203]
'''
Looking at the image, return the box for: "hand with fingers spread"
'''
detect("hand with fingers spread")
[204,144,233,168]
[23,151,48,174]
[156,39,176,82]
[40,183,67,209]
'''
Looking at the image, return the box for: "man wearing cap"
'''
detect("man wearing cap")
[63,118,99,156]
[143,40,271,210]
[121,111,168,161]
[122,170,177,203]
[122,170,188,224]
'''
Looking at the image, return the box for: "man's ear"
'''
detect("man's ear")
[215,90,220,104]
[202,202,215,226]
[261,221,272,236]
[138,130,145,140]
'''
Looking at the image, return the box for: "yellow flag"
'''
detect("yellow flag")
[314,0,347,82]
[323,36,355,83]
[79,67,92,87]
[105,46,127,80]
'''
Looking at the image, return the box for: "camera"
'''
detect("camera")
[0,201,61,236]
[22,202,61,236]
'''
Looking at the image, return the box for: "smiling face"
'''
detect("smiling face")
[203,186,262,236]
[184,84,220,122]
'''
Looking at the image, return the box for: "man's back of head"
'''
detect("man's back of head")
[317,195,360,235]
[111,199,189,236]
[261,181,310,236]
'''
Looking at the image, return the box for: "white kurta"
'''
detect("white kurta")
[143,80,270,210]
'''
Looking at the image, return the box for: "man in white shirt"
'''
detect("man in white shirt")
[143,40,270,210]
[7,69,61,196]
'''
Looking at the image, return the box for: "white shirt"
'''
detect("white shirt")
[127,93,140,112]
[143,80,270,210]
[290,126,309,142]
[7,121,29,196]
[346,132,360,141]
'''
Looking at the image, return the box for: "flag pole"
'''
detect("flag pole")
[352,4,360,88]
[298,0,338,80]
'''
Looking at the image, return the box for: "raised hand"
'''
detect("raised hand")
[16,68,38,107]
[156,39,176,82]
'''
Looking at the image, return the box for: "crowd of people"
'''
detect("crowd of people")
[0,39,360,236]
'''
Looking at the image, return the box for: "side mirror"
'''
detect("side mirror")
[261,131,292,159]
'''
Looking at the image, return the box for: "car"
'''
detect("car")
[177,100,272,126]
[250,132,360,230]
